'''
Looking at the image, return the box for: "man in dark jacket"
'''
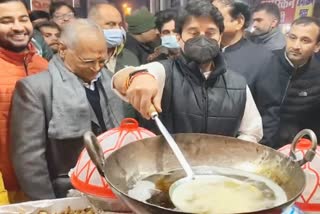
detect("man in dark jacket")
[88,3,139,73]
[112,1,263,143]
[213,0,281,147]
[249,3,285,51]
[273,17,320,148]
[125,8,160,64]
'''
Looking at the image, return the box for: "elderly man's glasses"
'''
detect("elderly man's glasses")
[54,12,74,21]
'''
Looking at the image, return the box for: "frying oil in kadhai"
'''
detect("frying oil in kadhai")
[128,167,287,214]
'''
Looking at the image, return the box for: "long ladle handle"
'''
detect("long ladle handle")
[83,131,106,177]
[150,106,194,179]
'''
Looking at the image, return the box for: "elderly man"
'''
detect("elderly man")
[249,3,285,51]
[273,17,320,148]
[212,0,281,148]
[113,1,263,143]
[88,3,139,73]
[10,19,128,200]
[0,0,48,203]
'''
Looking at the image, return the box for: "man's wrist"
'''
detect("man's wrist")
[125,69,155,90]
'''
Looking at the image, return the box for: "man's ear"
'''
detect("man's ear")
[58,42,67,58]
[271,18,279,28]
[314,41,320,53]
[236,14,246,31]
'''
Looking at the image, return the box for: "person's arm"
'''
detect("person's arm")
[112,62,166,119]
[237,86,263,143]
[10,79,56,200]
[255,56,281,147]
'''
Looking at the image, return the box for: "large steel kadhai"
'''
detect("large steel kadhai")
[84,129,317,214]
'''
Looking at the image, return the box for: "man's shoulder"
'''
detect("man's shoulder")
[118,48,140,66]
[224,69,247,88]
[19,71,51,91]
[240,39,274,58]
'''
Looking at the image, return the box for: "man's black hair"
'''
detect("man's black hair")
[49,1,75,18]
[291,16,320,43]
[155,9,178,32]
[35,20,61,32]
[175,0,224,34]
[29,10,50,22]
[253,3,281,22]
[229,1,251,29]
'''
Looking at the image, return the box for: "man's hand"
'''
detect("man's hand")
[127,74,162,119]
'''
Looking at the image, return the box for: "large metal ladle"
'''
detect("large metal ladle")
[150,109,195,180]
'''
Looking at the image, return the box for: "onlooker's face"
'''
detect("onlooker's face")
[251,10,277,36]
[161,20,176,36]
[94,5,122,30]
[52,6,75,27]
[180,16,221,49]
[213,2,242,43]
[0,1,33,52]
[39,26,60,52]
[140,28,159,43]
[285,23,320,66]
[63,33,108,83]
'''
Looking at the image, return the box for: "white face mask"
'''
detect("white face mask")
[103,28,124,48]
[161,35,180,49]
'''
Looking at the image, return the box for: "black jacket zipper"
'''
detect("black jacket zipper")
[281,68,297,105]
[202,82,208,132]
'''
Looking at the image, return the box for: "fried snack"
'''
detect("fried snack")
[38,206,95,214]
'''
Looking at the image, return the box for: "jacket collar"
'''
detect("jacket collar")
[126,33,154,53]
[251,27,281,44]
[178,52,227,84]
[222,37,247,52]
[276,48,313,76]
[0,43,37,65]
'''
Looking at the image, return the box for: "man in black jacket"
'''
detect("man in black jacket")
[273,17,320,148]
[213,0,281,148]
[125,8,160,64]
[112,1,263,143]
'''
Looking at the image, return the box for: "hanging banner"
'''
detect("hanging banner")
[31,0,51,11]
[261,0,297,24]
[294,0,315,18]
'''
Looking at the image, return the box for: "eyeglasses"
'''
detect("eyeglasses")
[69,50,108,69]
[53,12,75,21]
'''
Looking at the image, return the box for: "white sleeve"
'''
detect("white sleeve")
[237,86,263,143]
[111,62,166,102]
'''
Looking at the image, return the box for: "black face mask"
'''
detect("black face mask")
[184,36,220,64]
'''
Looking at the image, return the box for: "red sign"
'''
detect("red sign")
[261,0,297,24]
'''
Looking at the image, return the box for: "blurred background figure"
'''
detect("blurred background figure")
[249,2,285,51]
[49,1,76,27]
[29,10,50,26]
[35,21,61,53]
[88,3,139,73]
[147,8,180,61]
[125,7,160,64]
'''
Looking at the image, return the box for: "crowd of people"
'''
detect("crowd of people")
[0,0,319,205]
